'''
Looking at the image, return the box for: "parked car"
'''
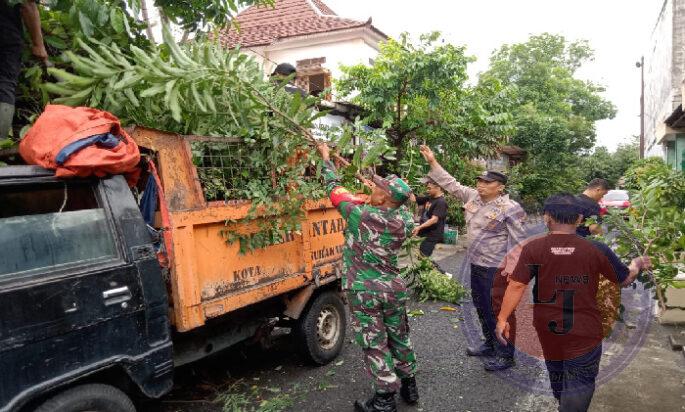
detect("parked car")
[599,190,631,214]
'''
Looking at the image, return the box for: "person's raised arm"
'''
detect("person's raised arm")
[589,223,603,235]
[20,1,48,64]
[316,142,363,219]
[419,145,478,203]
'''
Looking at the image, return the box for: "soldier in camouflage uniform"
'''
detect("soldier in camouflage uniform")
[316,143,419,412]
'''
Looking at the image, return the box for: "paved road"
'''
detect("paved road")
[146,222,684,412]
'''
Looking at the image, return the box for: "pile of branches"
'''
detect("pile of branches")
[43,26,394,252]
[400,237,467,304]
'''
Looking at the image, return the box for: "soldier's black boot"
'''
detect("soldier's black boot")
[354,392,397,412]
[466,342,495,357]
[400,376,419,404]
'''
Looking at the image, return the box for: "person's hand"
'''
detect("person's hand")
[632,255,652,271]
[31,44,49,64]
[316,142,330,162]
[622,256,652,287]
[360,176,374,190]
[495,319,510,345]
[412,227,420,237]
[419,145,438,167]
[408,192,416,203]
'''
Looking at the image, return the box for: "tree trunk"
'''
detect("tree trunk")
[140,0,156,42]
[387,128,405,173]
[180,30,190,43]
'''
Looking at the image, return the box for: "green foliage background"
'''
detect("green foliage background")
[337,32,515,174]
[599,158,685,299]
[483,33,617,208]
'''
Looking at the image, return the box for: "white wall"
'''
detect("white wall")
[644,0,675,156]
[260,37,379,92]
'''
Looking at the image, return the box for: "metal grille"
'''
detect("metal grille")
[190,139,272,201]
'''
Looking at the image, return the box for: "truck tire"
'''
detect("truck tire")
[295,290,346,365]
[34,383,135,412]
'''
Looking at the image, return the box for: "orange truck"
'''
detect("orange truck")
[129,126,348,366]
[0,125,349,412]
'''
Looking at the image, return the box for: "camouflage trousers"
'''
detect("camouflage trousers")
[347,290,418,394]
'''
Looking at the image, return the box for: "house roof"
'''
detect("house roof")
[218,0,386,48]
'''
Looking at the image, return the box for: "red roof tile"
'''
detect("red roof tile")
[218,0,384,48]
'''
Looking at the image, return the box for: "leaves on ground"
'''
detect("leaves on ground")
[407,309,425,317]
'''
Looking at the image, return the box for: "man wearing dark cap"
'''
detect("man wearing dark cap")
[411,177,448,257]
[419,145,527,371]
[317,142,419,412]
[271,62,307,97]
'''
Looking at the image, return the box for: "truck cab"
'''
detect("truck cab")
[0,166,172,412]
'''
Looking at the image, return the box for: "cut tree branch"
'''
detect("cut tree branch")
[244,83,372,187]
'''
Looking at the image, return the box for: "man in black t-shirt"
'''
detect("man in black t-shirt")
[411,177,448,257]
[495,194,650,412]
[0,0,47,140]
[575,178,609,237]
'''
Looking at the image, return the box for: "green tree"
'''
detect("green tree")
[155,0,273,32]
[9,0,372,251]
[611,138,641,182]
[336,32,514,173]
[483,33,616,206]
[599,157,685,303]
[578,137,640,188]
[11,0,273,140]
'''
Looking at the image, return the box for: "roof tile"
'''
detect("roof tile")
[218,0,378,48]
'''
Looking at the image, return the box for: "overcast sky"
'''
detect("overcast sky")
[327,0,661,152]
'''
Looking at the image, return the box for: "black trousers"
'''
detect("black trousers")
[0,45,22,105]
[419,239,438,257]
[542,342,602,412]
[470,264,515,358]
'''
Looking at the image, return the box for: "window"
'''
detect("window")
[308,73,327,96]
[0,181,118,278]
[304,71,331,99]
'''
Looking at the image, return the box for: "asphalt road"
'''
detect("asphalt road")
[144,295,558,412]
[144,244,563,412]
[145,222,684,412]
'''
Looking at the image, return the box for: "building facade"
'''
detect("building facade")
[218,0,386,97]
[644,0,685,170]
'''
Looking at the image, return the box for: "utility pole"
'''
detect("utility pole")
[637,57,645,159]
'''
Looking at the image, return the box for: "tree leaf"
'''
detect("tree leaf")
[44,35,67,50]
[110,8,124,34]
[169,87,182,122]
[96,3,109,26]
[140,84,167,97]
[78,11,95,37]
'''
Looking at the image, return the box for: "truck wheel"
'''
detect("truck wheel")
[295,290,346,365]
[34,383,135,412]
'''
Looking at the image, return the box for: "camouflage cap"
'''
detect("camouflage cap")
[372,174,412,204]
